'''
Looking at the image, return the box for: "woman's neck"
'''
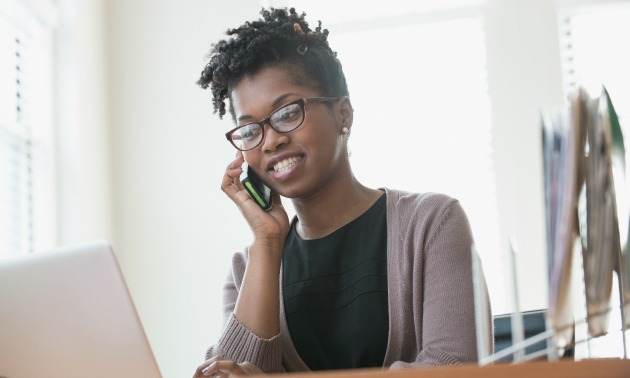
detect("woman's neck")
[291,177,383,240]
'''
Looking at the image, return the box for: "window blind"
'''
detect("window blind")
[559,3,630,130]
[0,1,55,257]
[0,12,32,257]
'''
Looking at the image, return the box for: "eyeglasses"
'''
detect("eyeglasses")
[225,97,340,151]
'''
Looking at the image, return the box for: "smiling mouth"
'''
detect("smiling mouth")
[273,156,302,172]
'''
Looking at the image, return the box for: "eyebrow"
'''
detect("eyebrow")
[237,93,299,122]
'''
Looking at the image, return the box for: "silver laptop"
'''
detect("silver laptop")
[0,240,162,378]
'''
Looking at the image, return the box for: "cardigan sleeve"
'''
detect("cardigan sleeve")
[205,249,284,373]
[387,193,493,368]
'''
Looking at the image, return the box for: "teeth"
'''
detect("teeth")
[273,156,301,172]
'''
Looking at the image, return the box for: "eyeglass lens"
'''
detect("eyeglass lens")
[230,102,305,150]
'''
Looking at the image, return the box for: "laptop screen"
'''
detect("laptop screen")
[0,240,162,378]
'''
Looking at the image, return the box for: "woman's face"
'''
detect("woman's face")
[230,65,351,200]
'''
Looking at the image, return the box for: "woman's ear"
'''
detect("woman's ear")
[337,96,354,132]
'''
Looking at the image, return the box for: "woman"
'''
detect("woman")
[193,8,492,377]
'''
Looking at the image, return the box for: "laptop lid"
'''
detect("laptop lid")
[0,240,162,378]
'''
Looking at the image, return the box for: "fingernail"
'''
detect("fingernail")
[202,367,210,375]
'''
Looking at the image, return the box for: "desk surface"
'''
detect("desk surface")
[256,358,629,378]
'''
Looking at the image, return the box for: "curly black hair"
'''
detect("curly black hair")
[196,7,349,119]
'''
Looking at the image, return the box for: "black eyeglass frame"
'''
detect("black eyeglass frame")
[224,96,340,151]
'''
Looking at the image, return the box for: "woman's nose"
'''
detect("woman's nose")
[261,123,289,152]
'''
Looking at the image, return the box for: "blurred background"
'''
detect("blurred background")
[1,0,629,376]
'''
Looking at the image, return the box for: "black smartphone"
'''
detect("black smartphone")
[240,163,273,211]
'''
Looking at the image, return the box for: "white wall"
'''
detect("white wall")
[56,0,114,246]
[105,1,261,377]
[56,0,568,377]
[484,0,565,314]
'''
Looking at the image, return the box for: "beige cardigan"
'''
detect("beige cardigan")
[206,188,493,372]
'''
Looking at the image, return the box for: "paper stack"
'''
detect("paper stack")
[542,86,627,349]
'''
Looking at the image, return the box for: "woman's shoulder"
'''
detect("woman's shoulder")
[381,187,470,232]
[382,188,472,248]
[382,188,461,213]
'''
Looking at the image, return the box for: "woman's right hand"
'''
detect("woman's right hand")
[192,356,264,377]
[222,152,288,339]
[221,152,290,250]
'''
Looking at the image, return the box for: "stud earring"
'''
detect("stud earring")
[341,127,349,135]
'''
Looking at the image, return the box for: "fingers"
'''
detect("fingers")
[220,152,289,235]
[193,355,223,373]
[221,153,270,215]
[225,151,244,178]
[237,362,264,375]
[192,356,262,378]
[192,357,224,378]
[268,193,286,216]
[222,152,244,183]
[199,358,246,377]
[221,153,246,197]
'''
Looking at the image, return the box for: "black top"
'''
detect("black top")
[282,193,388,371]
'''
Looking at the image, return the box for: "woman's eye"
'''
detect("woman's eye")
[274,105,301,123]
[239,125,261,140]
